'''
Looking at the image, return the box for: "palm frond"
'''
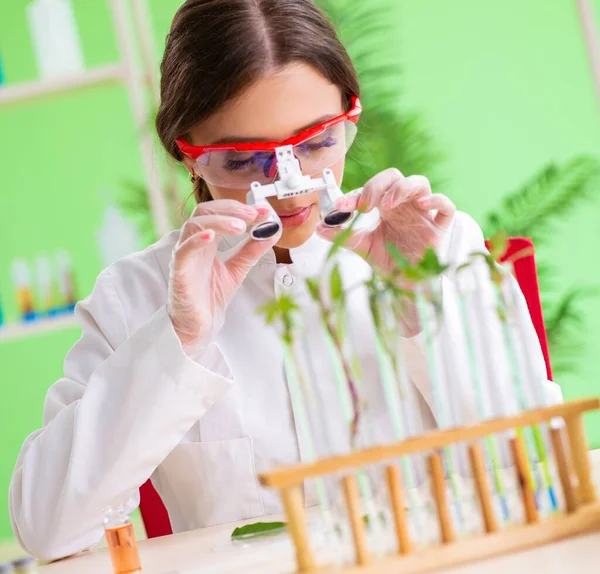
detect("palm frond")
[536,260,560,323]
[483,156,600,244]
[343,108,443,192]
[318,0,396,43]
[545,287,599,344]
[543,287,600,375]
[535,260,555,291]
[317,0,443,190]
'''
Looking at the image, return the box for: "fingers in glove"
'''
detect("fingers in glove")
[175,228,217,262]
[333,187,362,213]
[176,213,256,269]
[315,224,371,255]
[225,221,282,284]
[333,170,425,215]
[416,193,456,230]
[381,175,432,211]
[192,199,264,221]
[360,168,406,212]
[179,214,250,245]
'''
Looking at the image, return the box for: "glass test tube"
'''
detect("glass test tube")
[104,506,142,574]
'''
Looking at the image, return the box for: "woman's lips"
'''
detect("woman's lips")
[276,204,314,229]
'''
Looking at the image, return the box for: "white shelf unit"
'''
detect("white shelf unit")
[0,0,169,343]
[576,0,600,111]
[0,314,78,344]
[0,0,169,235]
[0,64,124,107]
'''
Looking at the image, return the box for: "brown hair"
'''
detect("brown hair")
[156,0,360,203]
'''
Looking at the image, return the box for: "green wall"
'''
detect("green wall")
[0,0,599,542]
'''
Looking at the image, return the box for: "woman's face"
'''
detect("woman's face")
[183,63,346,250]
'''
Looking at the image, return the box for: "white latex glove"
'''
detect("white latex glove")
[317,169,456,273]
[169,199,281,355]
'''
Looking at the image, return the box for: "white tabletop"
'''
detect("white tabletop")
[38,450,600,574]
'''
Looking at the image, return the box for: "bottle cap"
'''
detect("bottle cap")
[103,505,130,529]
[11,260,30,287]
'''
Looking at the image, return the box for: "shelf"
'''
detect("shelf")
[0,314,79,344]
[0,64,124,108]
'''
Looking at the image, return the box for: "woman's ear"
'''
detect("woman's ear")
[182,155,197,178]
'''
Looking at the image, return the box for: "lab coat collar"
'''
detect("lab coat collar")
[217,209,380,269]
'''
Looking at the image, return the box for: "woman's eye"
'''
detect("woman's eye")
[222,151,273,173]
[301,136,338,152]
[223,157,254,172]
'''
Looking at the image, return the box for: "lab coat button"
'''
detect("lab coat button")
[282,274,294,287]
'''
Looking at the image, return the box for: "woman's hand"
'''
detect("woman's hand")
[316,169,456,274]
[168,199,280,355]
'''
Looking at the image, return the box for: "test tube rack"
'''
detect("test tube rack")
[259,397,600,574]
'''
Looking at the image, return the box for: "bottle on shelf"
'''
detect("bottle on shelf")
[11,259,36,322]
[35,255,54,317]
[56,250,77,312]
[26,0,85,80]
[103,506,142,574]
[12,557,38,573]
[0,50,5,85]
[97,204,142,268]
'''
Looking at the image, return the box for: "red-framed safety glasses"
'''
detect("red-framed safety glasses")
[176,95,362,189]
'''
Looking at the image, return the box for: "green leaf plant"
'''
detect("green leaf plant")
[305,268,363,446]
[231,521,287,540]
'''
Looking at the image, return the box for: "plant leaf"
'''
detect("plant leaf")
[385,242,410,271]
[306,277,321,302]
[327,223,356,261]
[231,521,287,540]
[545,288,599,345]
[330,264,344,303]
[483,156,600,245]
[257,299,280,325]
[487,230,508,261]
[543,287,600,376]
[418,247,448,276]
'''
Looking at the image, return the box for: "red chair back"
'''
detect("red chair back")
[486,236,553,381]
[139,236,552,539]
[139,479,172,538]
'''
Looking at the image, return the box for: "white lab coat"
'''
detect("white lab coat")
[9,212,561,560]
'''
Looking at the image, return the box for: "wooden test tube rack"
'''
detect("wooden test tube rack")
[259,398,600,574]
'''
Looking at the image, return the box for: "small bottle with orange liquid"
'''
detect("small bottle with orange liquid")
[103,506,142,574]
[11,260,36,322]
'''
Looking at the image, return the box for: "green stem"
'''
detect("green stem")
[315,293,362,446]
[282,344,331,512]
